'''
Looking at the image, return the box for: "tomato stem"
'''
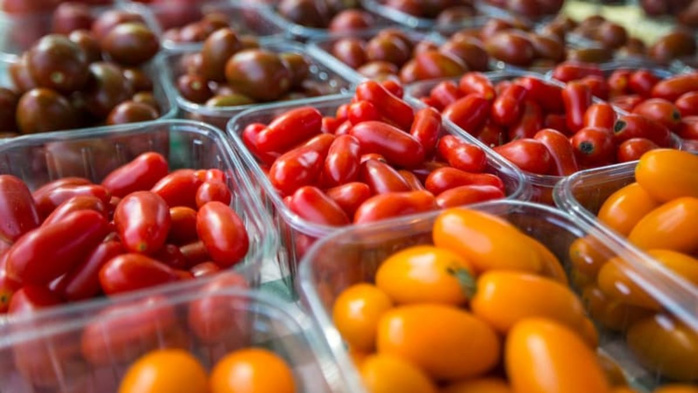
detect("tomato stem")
[447,267,476,299]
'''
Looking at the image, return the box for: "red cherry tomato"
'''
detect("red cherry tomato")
[435,185,505,208]
[398,170,426,191]
[180,240,210,267]
[35,184,111,219]
[562,81,592,133]
[491,84,528,126]
[348,100,381,125]
[583,102,616,129]
[355,80,415,131]
[168,206,198,245]
[410,107,442,157]
[256,107,322,153]
[678,116,698,140]
[101,152,169,198]
[628,70,661,97]
[196,201,249,267]
[613,113,673,147]
[494,139,553,175]
[608,69,632,95]
[152,243,189,270]
[552,62,604,83]
[322,116,343,134]
[675,91,698,117]
[269,145,325,196]
[349,121,425,168]
[0,253,21,313]
[114,191,171,254]
[0,175,40,242]
[99,253,180,295]
[360,159,411,194]
[324,135,361,186]
[381,79,404,98]
[508,100,544,140]
[54,240,125,301]
[190,262,221,278]
[632,98,682,131]
[242,123,280,166]
[570,126,615,168]
[651,73,698,101]
[430,80,463,109]
[7,210,110,285]
[326,182,373,219]
[477,122,507,147]
[610,94,644,112]
[534,128,579,176]
[516,76,564,113]
[437,135,487,173]
[616,138,659,162]
[42,195,108,227]
[459,72,496,101]
[32,177,90,202]
[579,75,610,100]
[151,169,203,209]
[425,167,504,195]
[443,94,491,135]
[288,186,350,227]
[195,180,232,208]
[353,190,437,224]
[544,114,569,135]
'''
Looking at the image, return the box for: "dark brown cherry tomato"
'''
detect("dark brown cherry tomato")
[649,30,697,64]
[16,88,77,134]
[0,87,18,132]
[353,190,437,224]
[349,121,425,168]
[196,201,249,267]
[92,10,145,41]
[0,175,40,243]
[494,139,553,175]
[329,9,374,32]
[533,128,579,176]
[151,169,203,209]
[443,94,491,135]
[571,126,615,168]
[177,74,213,104]
[414,50,468,80]
[425,167,504,195]
[106,101,159,125]
[27,34,88,94]
[675,91,698,117]
[51,2,93,35]
[366,34,411,67]
[613,114,673,147]
[288,186,350,227]
[82,62,132,118]
[69,29,103,63]
[359,61,399,79]
[529,33,565,62]
[10,54,38,94]
[99,253,179,295]
[102,23,159,66]
[102,152,169,198]
[42,195,108,227]
[485,31,535,67]
[435,185,505,208]
[201,28,243,82]
[114,191,171,254]
[326,182,373,219]
[332,38,367,69]
[225,49,292,101]
[616,138,659,162]
[280,52,310,88]
[632,98,682,131]
[195,180,232,208]
[123,67,153,93]
[7,210,110,285]
[440,36,490,72]
[54,241,125,301]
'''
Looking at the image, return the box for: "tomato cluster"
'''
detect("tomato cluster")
[483,0,564,20]
[120,346,296,393]
[330,207,698,392]
[0,151,250,314]
[241,80,510,230]
[162,9,262,45]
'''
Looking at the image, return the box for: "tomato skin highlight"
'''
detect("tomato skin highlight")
[42,195,108,227]
[349,121,425,168]
[101,152,169,198]
[114,191,171,255]
[256,106,322,153]
[196,201,249,267]
[0,175,40,242]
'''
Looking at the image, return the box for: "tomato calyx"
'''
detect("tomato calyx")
[447,266,476,299]
[578,141,595,155]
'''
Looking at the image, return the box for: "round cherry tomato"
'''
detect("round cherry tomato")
[360,353,438,393]
[332,283,393,352]
[0,175,40,243]
[119,349,208,393]
[571,126,615,168]
[101,152,169,198]
[99,253,180,295]
[115,191,171,254]
[210,348,296,393]
[196,201,249,267]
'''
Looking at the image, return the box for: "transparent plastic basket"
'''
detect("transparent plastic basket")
[163,41,355,130]
[299,199,698,393]
[0,119,278,287]
[0,282,359,393]
[227,93,529,292]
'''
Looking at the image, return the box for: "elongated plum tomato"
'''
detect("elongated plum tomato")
[432,208,543,274]
[375,245,475,306]
[196,201,249,268]
[360,353,438,393]
[635,149,698,202]
[628,197,698,254]
[377,304,500,381]
[506,318,611,393]
[114,191,171,254]
[0,175,40,242]
[332,283,393,352]
[99,253,179,295]
[101,152,169,198]
[597,182,660,236]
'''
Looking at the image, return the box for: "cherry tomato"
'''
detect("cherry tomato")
[31,177,90,204]
[443,94,491,136]
[115,191,171,254]
[269,145,324,196]
[534,128,579,175]
[0,175,40,243]
[440,378,511,393]
[628,70,661,97]
[675,91,698,117]
[552,62,604,83]
[651,73,698,101]
[636,149,698,202]
[608,69,632,95]
[582,286,651,332]
[195,180,232,208]
[42,195,108,226]
[410,107,442,157]
[360,353,438,393]
[632,98,682,131]
[332,283,393,352]
[477,122,507,147]
[196,201,249,267]
[0,253,20,313]
[322,116,343,134]
[348,100,381,125]
[425,167,504,195]
[563,81,592,133]
[437,135,487,173]
[516,76,565,113]
[210,348,296,393]
[399,170,425,191]
[99,253,180,295]
[597,257,662,310]
[611,94,644,112]
[54,240,125,301]
[168,206,198,245]
[614,114,674,147]
[324,134,361,186]
[288,186,349,226]
[678,116,698,140]
[353,190,437,224]
[360,159,411,194]
[630,197,698,254]
[349,121,425,168]
[507,100,544,140]
[180,240,210,266]
[151,169,203,209]
[35,184,111,219]
[377,304,500,381]
[506,319,611,393]
[491,84,528,126]
[429,80,463,109]
[190,261,220,277]
[435,185,505,208]
[242,123,280,166]
[355,80,414,131]
[459,72,496,101]
[571,126,615,168]
[583,102,617,129]
[119,349,209,393]
[381,79,404,98]
[617,138,659,162]
[152,243,189,270]
[494,139,553,175]
[579,74,610,100]
[7,210,109,285]
[256,107,322,153]
[101,152,169,198]
[326,182,372,219]
[597,182,660,236]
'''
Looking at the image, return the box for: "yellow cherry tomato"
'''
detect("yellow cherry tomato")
[360,353,438,393]
[653,385,698,393]
[628,197,698,254]
[635,149,698,202]
[506,318,611,393]
[332,283,393,352]
[647,249,698,286]
[626,313,698,382]
[210,348,296,393]
[582,286,653,332]
[598,182,660,236]
[597,257,662,311]
[569,236,610,279]
[440,377,512,393]
[433,208,543,274]
[119,349,209,393]
[471,271,586,335]
[375,245,475,306]
[377,304,500,381]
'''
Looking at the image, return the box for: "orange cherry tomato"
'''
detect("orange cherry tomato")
[210,348,296,393]
[597,182,660,236]
[635,149,698,202]
[597,257,662,311]
[647,249,698,286]
[653,385,698,393]
[527,236,568,285]
[440,377,512,393]
[579,316,599,348]
[377,304,500,381]
[628,197,698,255]
[432,208,543,274]
[581,286,653,332]
[332,283,393,352]
[118,349,208,393]
[506,318,611,393]
[627,313,698,382]
[569,236,610,279]
[612,388,640,393]
[471,271,586,335]
[375,245,475,306]
[360,353,438,393]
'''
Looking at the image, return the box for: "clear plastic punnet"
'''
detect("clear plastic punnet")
[299,199,698,393]
[227,93,529,291]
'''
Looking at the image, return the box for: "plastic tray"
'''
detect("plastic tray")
[0,2,161,57]
[0,119,278,286]
[299,199,698,393]
[404,70,683,204]
[164,41,355,130]
[143,1,287,51]
[227,93,529,291]
[0,282,358,393]
[360,0,505,30]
